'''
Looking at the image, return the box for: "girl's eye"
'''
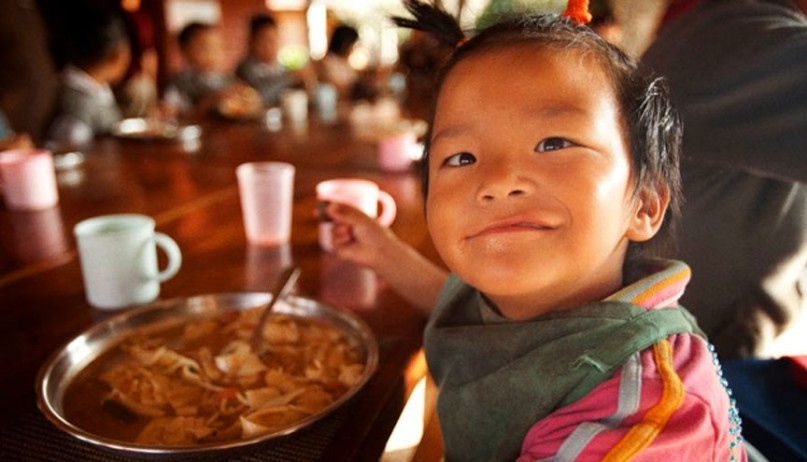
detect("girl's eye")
[443,152,476,167]
[535,137,573,152]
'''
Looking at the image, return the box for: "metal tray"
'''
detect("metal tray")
[36,292,379,458]
[111,118,202,141]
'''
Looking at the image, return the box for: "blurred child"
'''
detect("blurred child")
[46,5,130,148]
[324,0,747,460]
[235,14,292,107]
[316,24,360,99]
[117,11,160,118]
[164,22,259,118]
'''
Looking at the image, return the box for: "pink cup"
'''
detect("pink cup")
[378,132,417,172]
[316,178,397,252]
[237,162,296,246]
[0,149,59,210]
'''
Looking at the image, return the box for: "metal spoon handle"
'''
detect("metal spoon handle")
[251,266,302,351]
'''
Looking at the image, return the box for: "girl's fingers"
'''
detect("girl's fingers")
[331,223,354,245]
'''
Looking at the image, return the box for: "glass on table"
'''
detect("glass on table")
[237,162,296,246]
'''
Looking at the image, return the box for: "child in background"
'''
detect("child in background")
[46,5,130,148]
[117,10,160,118]
[324,0,747,460]
[235,14,292,107]
[164,22,259,118]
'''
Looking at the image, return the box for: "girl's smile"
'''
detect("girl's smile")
[466,215,557,239]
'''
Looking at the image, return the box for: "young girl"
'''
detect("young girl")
[325,1,747,460]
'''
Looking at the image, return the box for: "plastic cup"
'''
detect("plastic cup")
[237,162,296,246]
[0,149,59,210]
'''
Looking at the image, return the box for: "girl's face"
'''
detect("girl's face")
[185,28,224,72]
[427,46,656,319]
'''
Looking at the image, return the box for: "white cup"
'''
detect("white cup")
[281,89,308,125]
[0,149,59,210]
[237,162,295,246]
[74,214,182,310]
[315,83,338,123]
[316,178,397,252]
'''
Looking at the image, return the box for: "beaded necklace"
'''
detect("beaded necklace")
[707,343,745,460]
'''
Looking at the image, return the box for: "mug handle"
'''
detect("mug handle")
[154,232,182,282]
[376,190,397,227]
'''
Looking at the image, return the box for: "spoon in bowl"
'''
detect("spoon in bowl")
[250,266,302,356]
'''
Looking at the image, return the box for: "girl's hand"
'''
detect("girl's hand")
[324,202,448,312]
[325,202,398,270]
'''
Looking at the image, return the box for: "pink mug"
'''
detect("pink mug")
[378,131,417,172]
[316,178,397,252]
[0,149,59,210]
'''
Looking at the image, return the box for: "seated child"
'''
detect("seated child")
[324,0,748,460]
[164,22,260,118]
[316,24,361,100]
[235,14,292,107]
[46,6,130,148]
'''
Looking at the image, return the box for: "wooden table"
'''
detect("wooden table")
[0,111,438,461]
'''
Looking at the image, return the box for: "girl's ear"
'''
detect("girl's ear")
[626,184,669,243]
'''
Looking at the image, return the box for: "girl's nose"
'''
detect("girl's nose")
[477,161,532,202]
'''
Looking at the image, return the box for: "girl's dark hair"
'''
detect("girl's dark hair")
[392,0,683,259]
[328,25,359,57]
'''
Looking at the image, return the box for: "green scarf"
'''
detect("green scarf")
[424,275,701,462]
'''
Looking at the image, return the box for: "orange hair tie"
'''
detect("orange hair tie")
[562,0,592,25]
[456,36,470,48]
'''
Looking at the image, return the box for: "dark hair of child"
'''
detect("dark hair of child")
[62,5,130,71]
[178,22,214,51]
[392,0,683,261]
[249,14,277,39]
[327,25,359,57]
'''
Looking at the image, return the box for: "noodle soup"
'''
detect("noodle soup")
[62,308,366,447]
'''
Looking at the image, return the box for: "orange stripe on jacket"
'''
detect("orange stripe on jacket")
[602,340,685,461]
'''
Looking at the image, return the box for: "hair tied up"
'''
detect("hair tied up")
[562,0,592,25]
[391,0,465,49]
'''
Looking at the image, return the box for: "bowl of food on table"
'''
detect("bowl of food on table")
[36,292,378,457]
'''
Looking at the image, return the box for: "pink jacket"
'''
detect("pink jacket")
[517,261,747,461]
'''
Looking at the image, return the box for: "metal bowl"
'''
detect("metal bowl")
[36,292,379,458]
[111,118,202,141]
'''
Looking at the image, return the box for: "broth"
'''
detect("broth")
[63,309,365,447]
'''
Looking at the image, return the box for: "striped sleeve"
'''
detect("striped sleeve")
[516,334,745,462]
